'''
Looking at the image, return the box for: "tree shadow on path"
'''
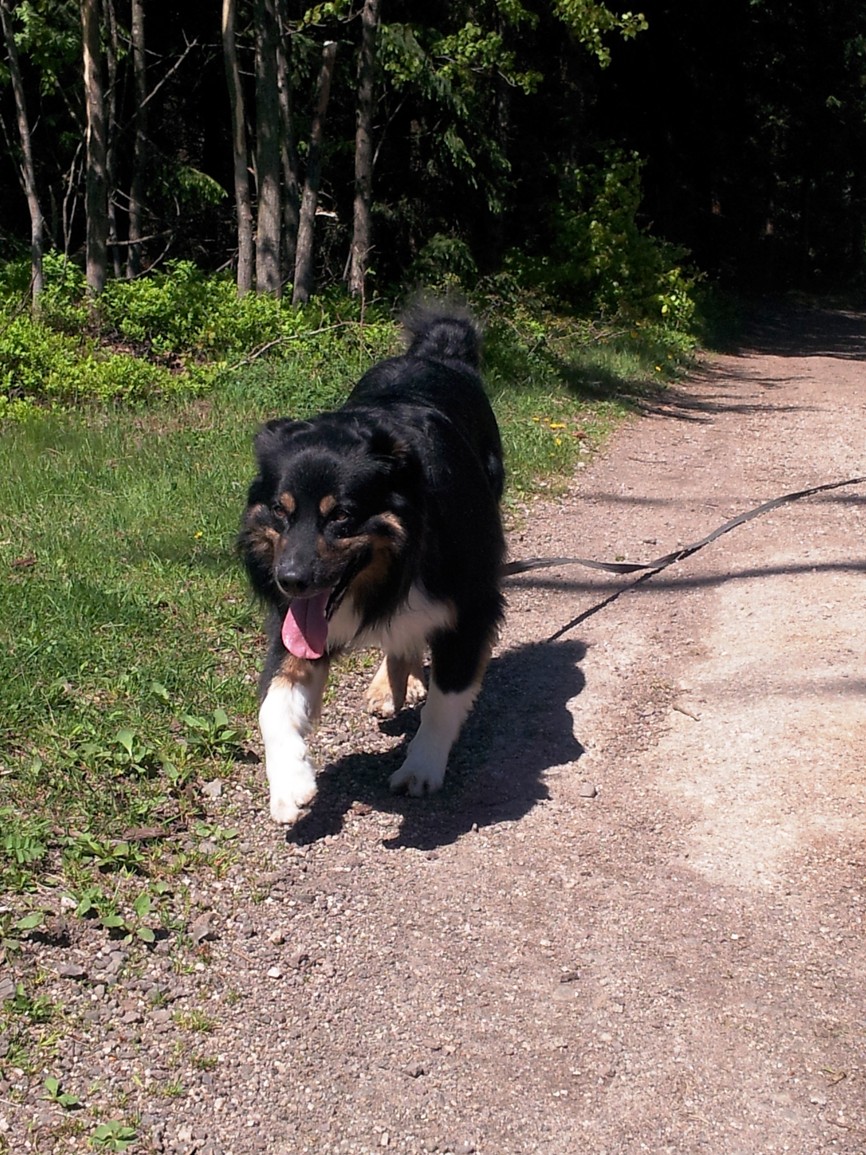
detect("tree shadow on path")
[740,300,866,359]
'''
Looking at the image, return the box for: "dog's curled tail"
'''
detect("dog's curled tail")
[402,302,482,370]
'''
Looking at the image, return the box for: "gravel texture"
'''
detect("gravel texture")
[2,302,865,1154]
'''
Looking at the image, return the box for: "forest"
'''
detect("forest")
[1,0,865,311]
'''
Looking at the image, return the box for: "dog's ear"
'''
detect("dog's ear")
[368,425,412,469]
[253,418,310,463]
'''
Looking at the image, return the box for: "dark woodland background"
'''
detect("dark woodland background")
[2,0,865,304]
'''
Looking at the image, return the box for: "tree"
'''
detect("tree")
[346,0,380,299]
[127,0,146,278]
[80,0,108,296]
[292,38,337,306]
[0,0,44,304]
[254,0,281,294]
[275,0,300,279]
[222,0,254,294]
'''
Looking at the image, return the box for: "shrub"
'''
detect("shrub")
[528,150,700,332]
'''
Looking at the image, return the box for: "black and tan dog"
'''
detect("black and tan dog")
[239,306,505,823]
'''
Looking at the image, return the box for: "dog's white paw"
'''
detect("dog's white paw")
[268,761,317,825]
[389,755,446,798]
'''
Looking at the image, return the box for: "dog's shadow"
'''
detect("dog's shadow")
[288,638,586,850]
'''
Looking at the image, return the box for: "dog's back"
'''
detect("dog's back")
[348,305,504,503]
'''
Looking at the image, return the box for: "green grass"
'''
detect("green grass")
[0,307,687,909]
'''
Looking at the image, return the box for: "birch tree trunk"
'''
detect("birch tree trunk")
[0,0,44,306]
[127,0,147,278]
[275,0,300,280]
[104,0,122,278]
[292,39,337,306]
[254,0,281,295]
[222,0,254,295]
[81,0,108,297]
[346,0,380,299]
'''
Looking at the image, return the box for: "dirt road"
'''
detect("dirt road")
[6,304,865,1155]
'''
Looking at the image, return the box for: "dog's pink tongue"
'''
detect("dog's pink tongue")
[281,591,331,660]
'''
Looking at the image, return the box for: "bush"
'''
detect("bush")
[100,260,290,360]
[0,313,183,408]
[528,150,700,333]
[0,255,398,415]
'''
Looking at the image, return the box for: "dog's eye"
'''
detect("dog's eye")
[270,503,290,524]
[329,507,351,526]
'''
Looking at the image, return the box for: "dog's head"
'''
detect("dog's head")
[239,415,420,658]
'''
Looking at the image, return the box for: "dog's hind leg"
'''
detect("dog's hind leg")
[259,653,329,824]
[365,653,426,718]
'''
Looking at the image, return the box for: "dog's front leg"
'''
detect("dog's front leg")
[389,678,480,797]
[259,654,329,824]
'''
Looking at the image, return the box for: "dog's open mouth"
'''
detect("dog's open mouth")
[281,590,333,659]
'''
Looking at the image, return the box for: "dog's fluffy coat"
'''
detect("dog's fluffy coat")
[239,306,504,823]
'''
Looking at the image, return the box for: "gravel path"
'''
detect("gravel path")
[3,302,865,1154]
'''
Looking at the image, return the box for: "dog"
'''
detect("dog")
[239,305,505,824]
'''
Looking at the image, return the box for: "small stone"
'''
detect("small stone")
[56,963,87,980]
[202,779,223,800]
[577,782,598,798]
[267,966,282,979]
[267,929,285,945]
[189,914,217,945]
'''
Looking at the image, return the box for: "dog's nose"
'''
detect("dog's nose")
[275,553,316,597]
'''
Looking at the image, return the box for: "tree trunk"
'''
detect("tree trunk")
[275,0,300,279]
[81,0,108,297]
[222,0,254,295]
[347,0,380,299]
[292,39,337,306]
[127,0,146,278]
[254,0,281,294]
[0,0,44,306]
[104,0,122,278]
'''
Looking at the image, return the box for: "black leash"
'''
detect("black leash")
[502,475,866,580]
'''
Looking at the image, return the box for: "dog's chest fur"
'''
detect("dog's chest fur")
[326,583,455,658]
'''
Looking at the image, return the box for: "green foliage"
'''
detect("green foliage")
[528,151,700,339]
[552,1,648,66]
[43,1075,81,1109]
[410,234,479,291]
[0,908,47,957]
[71,885,157,944]
[0,258,399,413]
[100,260,290,360]
[88,1121,138,1151]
